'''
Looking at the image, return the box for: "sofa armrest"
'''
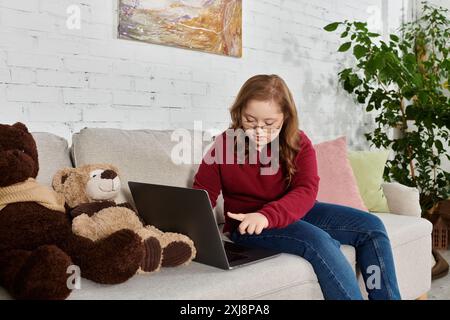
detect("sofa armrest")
[381,182,422,217]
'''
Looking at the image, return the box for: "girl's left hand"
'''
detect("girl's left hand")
[227,211,269,235]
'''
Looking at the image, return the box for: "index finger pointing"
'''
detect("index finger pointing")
[227,212,245,221]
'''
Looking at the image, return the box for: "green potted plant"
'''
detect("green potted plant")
[324,1,450,216]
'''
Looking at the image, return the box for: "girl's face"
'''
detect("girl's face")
[241,99,284,149]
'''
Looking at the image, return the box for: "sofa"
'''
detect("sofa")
[0,127,433,300]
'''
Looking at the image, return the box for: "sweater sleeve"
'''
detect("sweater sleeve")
[258,131,320,229]
[192,139,222,209]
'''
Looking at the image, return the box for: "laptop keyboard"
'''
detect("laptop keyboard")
[224,241,249,253]
[223,241,250,262]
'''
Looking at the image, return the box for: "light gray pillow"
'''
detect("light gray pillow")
[32,132,73,188]
[381,182,422,217]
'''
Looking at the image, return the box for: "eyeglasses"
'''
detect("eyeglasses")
[242,120,284,131]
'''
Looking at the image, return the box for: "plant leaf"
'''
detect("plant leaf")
[354,22,367,30]
[390,34,400,42]
[353,45,368,59]
[338,42,352,52]
[324,22,340,32]
[435,140,443,151]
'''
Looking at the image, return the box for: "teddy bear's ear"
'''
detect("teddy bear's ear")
[12,122,29,133]
[52,168,74,192]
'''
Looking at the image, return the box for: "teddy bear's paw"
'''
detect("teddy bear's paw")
[161,241,194,267]
[140,236,162,273]
[82,229,144,284]
[144,225,164,237]
[13,245,73,300]
[72,213,100,241]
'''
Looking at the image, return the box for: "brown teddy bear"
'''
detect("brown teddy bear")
[0,122,146,300]
[52,164,196,273]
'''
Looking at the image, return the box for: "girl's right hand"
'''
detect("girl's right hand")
[227,211,269,235]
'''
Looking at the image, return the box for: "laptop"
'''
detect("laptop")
[128,181,282,270]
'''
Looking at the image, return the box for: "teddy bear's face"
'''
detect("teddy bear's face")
[53,164,122,208]
[0,122,39,187]
[86,168,121,201]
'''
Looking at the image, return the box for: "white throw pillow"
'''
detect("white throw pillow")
[381,182,422,217]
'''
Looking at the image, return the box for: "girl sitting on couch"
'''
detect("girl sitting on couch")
[192,74,401,300]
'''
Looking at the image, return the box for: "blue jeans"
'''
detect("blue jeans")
[230,201,401,300]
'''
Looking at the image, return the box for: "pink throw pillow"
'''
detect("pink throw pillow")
[313,136,368,211]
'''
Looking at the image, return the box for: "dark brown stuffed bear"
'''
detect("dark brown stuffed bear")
[0,122,148,300]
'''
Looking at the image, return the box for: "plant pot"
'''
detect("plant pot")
[438,200,450,218]
[423,203,449,250]
[432,248,449,280]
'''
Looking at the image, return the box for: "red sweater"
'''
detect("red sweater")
[192,129,320,233]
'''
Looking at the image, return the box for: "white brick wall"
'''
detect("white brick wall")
[0,0,445,150]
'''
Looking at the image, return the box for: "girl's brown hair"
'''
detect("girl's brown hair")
[229,74,302,187]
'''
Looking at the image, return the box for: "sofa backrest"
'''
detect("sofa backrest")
[71,127,225,224]
[32,128,393,225]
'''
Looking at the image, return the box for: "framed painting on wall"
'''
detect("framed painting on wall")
[118,0,242,57]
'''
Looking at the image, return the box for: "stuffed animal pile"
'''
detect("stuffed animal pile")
[0,122,144,299]
[0,122,196,300]
[52,164,196,273]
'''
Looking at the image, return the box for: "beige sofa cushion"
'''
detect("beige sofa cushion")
[32,132,73,187]
[0,243,355,300]
[0,211,432,300]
